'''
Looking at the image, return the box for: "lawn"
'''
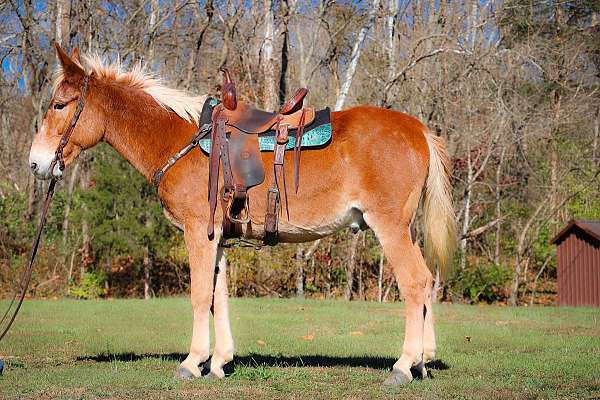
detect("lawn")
[0,298,599,399]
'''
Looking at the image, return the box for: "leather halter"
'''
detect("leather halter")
[50,74,91,174]
[0,74,90,342]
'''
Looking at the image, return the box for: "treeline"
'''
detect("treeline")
[1,0,599,305]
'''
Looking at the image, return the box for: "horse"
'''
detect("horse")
[29,44,456,385]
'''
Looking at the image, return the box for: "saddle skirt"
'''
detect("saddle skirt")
[198,100,332,153]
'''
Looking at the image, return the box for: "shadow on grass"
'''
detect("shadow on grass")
[77,352,449,376]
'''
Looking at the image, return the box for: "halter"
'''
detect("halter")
[50,74,91,175]
[0,74,91,342]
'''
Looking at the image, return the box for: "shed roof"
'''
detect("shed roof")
[551,220,600,244]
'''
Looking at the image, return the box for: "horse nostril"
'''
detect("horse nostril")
[30,162,38,172]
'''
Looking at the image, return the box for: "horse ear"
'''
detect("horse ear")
[70,47,82,65]
[55,42,84,78]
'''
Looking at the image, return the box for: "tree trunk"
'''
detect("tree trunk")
[296,0,326,87]
[494,147,506,266]
[81,210,91,279]
[345,233,361,300]
[593,106,599,166]
[509,253,523,306]
[21,0,45,221]
[459,143,473,270]
[431,268,441,303]
[377,247,384,302]
[295,244,304,299]
[26,175,42,221]
[147,0,159,63]
[509,201,545,306]
[143,246,151,299]
[62,164,80,240]
[385,0,398,80]
[467,1,478,50]
[262,0,277,110]
[55,0,71,47]
[278,0,291,106]
[79,154,92,279]
[335,0,381,111]
[358,267,363,300]
[184,0,213,89]
[62,162,80,266]
[411,1,421,31]
[82,0,95,52]
[143,214,153,300]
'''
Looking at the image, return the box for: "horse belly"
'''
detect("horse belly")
[243,205,366,243]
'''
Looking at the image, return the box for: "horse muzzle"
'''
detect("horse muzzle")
[29,147,63,180]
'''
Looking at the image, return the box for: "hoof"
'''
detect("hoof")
[410,361,429,380]
[204,371,223,380]
[175,366,197,380]
[423,349,436,363]
[383,369,413,386]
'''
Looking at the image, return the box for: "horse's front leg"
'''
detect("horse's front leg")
[207,246,234,378]
[176,223,219,379]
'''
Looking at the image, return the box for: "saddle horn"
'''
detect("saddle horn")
[280,88,308,115]
[220,68,237,111]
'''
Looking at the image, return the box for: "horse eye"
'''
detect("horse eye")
[53,103,66,110]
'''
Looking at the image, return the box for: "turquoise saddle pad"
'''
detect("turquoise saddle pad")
[198,123,332,153]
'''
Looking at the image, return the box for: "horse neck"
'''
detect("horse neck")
[100,87,204,181]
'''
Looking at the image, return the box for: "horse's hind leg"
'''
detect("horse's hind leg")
[423,278,436,363]
[366,213,433,385]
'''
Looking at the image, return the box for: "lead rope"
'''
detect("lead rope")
[0,178,57,342]
[0,75,91,342]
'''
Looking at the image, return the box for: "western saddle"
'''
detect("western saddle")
[208,69,316,245]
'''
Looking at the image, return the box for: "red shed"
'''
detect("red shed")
[551,220,600,307]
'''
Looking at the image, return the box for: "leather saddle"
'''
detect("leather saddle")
[207,69,316,244]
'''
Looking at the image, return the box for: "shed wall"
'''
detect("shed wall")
[557,229,600,307]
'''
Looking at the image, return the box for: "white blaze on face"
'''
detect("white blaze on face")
[29,125,63,180]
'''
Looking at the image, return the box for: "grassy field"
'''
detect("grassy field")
[0,298,599,399]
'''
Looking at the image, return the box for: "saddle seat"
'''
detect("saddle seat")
[222,89,314,134]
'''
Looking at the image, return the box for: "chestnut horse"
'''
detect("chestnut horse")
[29,45,456,385]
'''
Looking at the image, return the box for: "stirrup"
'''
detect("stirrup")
[226,196,251,224]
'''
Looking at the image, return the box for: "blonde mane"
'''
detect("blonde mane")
[53,53,205,124]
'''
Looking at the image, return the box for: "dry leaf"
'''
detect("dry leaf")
[256,340,266,347]
[349,331,363,336]
[302,335,314,341]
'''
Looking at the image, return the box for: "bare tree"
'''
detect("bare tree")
[335,0,381,111]
[262,0,277,110]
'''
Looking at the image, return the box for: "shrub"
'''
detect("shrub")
[449,263,512,303]
[69,271,107,299]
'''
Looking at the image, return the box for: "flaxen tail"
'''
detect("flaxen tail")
[423,133,457,276]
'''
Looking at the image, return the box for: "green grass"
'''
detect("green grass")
[0,298,599,399]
